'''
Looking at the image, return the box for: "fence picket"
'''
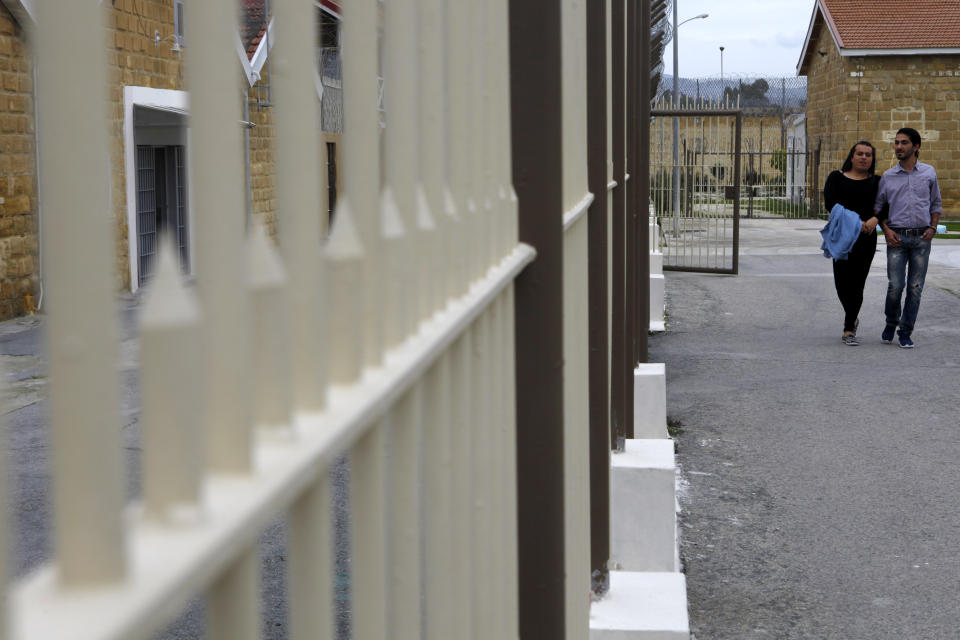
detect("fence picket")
[189,0,254,473]
[36,0,126,585]
[326,200,365,385]
[502,286,521,639]
[387,387,423,639]
[207,548,260,640]
[248,223,292,430]
[272,0,328,413]
[422,356,455,640]
[470,310,495,638]
[445,1,473,294]
[289,476,334,640]
[352,420,389,640]
[141,242,204,518]
[383,0,420,339]
[450,334,474,634]
[341,0,384,368]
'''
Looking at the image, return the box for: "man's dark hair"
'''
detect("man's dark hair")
[841,140,877,174]
[897,127,922,157]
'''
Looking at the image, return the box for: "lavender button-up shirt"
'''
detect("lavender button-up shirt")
[874,161,942,229]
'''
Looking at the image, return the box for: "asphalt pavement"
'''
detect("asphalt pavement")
[650,218,960,640]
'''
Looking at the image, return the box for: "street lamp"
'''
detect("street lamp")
[719,46,725,87]
[671,9,709,235]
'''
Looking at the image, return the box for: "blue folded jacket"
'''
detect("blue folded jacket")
[820,203,861,260]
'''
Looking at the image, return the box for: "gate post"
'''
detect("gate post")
[610,0,627,449]
[587,0,611,597]
[509,0,567,636]
[636,0,651,364]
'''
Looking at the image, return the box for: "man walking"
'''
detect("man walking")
[876,127,942,348]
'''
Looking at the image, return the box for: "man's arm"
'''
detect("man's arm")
[875,175,900,246]
[879,215,900,247]
[922,170,943,241]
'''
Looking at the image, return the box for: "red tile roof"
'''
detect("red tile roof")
[240,0,341,61]
[820,0,960,49]
[240,0,267,61]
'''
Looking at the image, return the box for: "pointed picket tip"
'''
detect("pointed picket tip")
[141,236,201,330]
[247,221,288,290]
[327,195,365,260]
[415,183,437,232]
[442,186,461,222]
[380,185,406,240]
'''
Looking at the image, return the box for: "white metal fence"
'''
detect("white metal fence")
[8,0,535,638]
[0,0,637,637]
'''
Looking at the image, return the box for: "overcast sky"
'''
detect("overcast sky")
[663,0,817,79]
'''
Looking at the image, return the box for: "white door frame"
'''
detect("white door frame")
[123,86,190,292]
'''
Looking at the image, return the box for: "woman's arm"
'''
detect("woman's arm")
[823,170,841,214]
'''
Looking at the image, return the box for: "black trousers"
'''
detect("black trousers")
[833,231,878,333]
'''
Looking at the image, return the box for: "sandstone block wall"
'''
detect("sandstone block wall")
[805,23,960,217]
[0,7,37,319]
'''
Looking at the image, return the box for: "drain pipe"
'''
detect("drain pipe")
[31,54,43,311]
[243,88,252,229]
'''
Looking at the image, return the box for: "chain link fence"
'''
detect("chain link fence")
[652,76,823,219]
[656,75,807,115]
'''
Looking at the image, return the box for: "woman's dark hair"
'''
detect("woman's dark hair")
[841,140,877,174]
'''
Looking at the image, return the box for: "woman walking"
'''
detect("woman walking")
[823,141,887,345]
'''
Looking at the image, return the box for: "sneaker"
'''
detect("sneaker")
[898,334,914,349]
[881,325,896,343]
[842,333,860,346]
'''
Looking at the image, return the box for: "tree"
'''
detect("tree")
[722,79,770,107]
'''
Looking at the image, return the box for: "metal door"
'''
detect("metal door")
[135,145,157,286]
[650,108,741,274]
[136,145,189,286]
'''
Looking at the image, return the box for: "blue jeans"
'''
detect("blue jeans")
[885,235,931,336]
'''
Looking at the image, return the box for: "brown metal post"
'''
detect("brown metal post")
[509,0,566,636]
[636,0,651,364]
[732,113,742,275]
[586,0,610,597]
[624,0,637,437]
[610,0,626,451]
[813,140,822,217]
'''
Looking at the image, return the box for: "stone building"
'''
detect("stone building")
[0,3,37,318]
[798,0,960,216]
[0,0,339,319]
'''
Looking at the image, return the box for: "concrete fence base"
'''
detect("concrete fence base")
[610,439,678,572]
[649,273,665,332]
[589,571,689,639]
[632,363,667,438]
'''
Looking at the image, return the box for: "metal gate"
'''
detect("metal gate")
[651,108,742,274]
[135,144,189,286]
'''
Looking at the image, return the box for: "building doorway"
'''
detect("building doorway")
[135,144,188,287]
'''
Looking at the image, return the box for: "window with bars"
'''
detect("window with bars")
[174,0,185,48]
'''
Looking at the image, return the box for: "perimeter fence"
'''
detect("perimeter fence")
[652,76,824,220]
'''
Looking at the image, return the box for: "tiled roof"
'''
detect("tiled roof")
[821,0,960,49]
[240,0,267,61]
[240,1,340,61]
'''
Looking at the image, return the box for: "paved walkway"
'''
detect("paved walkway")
[650,218,960,639]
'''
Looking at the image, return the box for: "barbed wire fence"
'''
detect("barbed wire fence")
[656,75,807,115]
[652,76,822,219]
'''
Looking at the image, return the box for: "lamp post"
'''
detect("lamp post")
[671,9,709,235]
[719,46,725,89]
